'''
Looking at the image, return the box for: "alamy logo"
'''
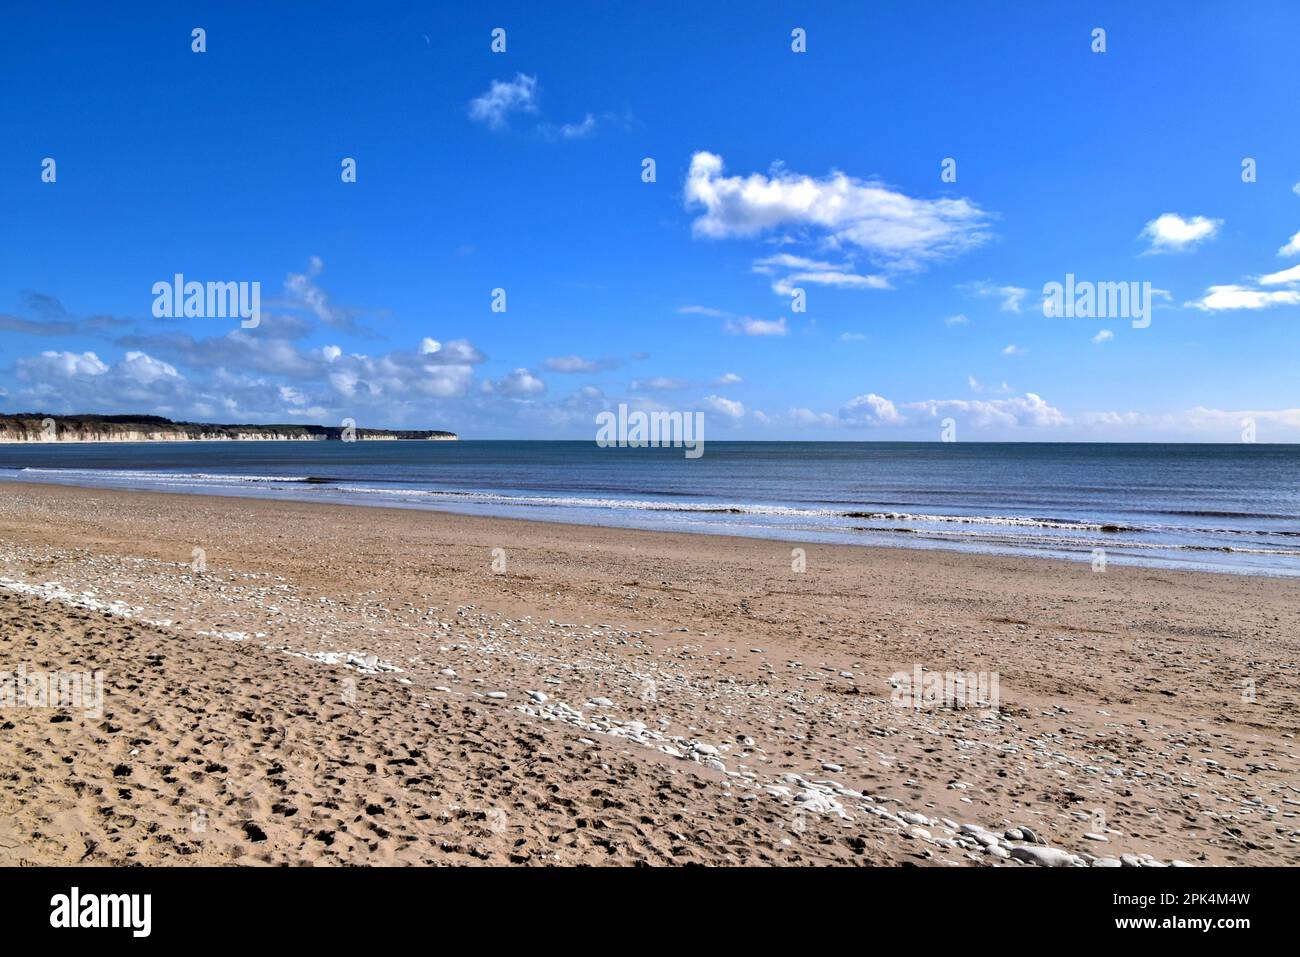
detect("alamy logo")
[151,274,260,328]
[890,664,999,711]
[595,403,704,459]
[1,664,104,719]
[1042,273,1153,328]
[49,887,151,938]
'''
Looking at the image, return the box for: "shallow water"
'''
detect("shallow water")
[2,440,1298,576]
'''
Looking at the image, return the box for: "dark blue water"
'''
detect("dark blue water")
[2,441,1298,576]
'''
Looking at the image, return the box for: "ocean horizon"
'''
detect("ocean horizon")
[3,439,1297,577]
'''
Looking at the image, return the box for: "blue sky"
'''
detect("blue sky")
[2,1,1298,440]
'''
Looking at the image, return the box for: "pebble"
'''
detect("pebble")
[1009,845,1079,867]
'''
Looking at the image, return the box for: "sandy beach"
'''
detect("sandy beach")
[1,481,1297,866]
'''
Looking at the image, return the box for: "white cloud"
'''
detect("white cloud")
[4,271,512,427]
[701,394,744,419]
[1277,230,1300,257]
[13,349,190,414]
[839,332,865,341]
[841,393,902,425]
[1257,263,1300,286]
[962,281,1027,313]
[1186,257,1300,311]
[332,342,483,400]
[114,326,486,412]
[1002,344,1025,356]
[1080,406,1300,439]
[482,367,545,396]
[1140,213,1221,254]
[120,351,180,384]
[758,389,1300,441]
[837,391,1060,431]
[468,74,539,130]
[1092,329,1114,344]
[328,369,359,398]
[17,350,108,378]
[820,392,1069,431]
[901,392,1067,429]
[684,151,990,270]
[677,304,729,317]
[724,316,788,336]
[435,339,486,364]
[713,372,743,385]
[944,314,969,326]
[1187,284,1300,311]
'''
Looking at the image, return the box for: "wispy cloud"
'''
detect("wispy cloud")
[542,354,622,373]
[468,74,539,130]
[0,313,79,336]
[549,113,597,140]
[631,376,689,391]
[471,76,608,142]
[0,291,134,338]
[724,316,788,336]
[967,376,1012,394]
[677,304,730,317]
[961,280,1026,313]
[752,253,888,296]
[281,256,369,332]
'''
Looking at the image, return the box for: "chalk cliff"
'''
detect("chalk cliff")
[0,414,457,443]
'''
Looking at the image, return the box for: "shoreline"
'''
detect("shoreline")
[2,475,1293,580]
[2,481,1297,866]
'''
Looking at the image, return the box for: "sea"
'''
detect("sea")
[1,441,1298,577]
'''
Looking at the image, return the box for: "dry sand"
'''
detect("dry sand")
[1,481,1297,866]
